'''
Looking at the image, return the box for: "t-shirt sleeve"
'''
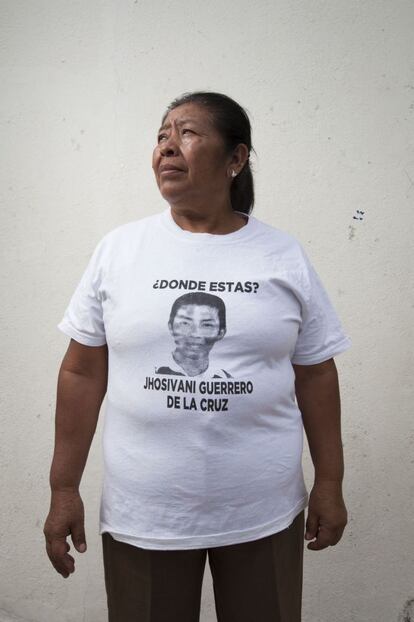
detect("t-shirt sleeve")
[57,237,107,347]
[291,245,351,365]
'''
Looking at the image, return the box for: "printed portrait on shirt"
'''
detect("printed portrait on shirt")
[155,291,233,378]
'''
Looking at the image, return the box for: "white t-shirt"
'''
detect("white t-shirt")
[57,206,351,550]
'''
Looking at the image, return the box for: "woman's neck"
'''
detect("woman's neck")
[169,201,247,235]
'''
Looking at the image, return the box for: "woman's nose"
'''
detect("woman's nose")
[159,134,179,156]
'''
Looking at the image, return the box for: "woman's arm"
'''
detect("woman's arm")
[43,339,108,578]
[293,357,348,551]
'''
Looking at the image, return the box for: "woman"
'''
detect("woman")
[44,91,351,622]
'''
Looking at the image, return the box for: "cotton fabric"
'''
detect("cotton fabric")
[57,206,351,550]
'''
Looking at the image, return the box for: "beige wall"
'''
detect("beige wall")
[1,1,413,620]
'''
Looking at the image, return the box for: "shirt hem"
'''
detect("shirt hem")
[99,494,309,550]
[57,322,107,347]
[291,336,351,365]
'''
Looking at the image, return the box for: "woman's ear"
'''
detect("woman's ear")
[229,143,250,176]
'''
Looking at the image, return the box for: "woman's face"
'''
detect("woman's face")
[152,102,231,206]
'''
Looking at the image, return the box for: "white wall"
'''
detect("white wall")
[1,1,413,620]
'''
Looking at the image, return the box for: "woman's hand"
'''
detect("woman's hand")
[43,490,87,578]
[305,480,348,551]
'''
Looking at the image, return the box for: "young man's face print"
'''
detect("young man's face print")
[168,303,226,359]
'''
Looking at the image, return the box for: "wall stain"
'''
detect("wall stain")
[399,598,414,621]
[70,137,81,151]
[353,210,365,220]
[404,170,414,194]
[349,209,366,239]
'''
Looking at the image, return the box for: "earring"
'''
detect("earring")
[231,170,237,177]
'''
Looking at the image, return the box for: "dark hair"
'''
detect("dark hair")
[161,91,256,216]
[169,292,226,332]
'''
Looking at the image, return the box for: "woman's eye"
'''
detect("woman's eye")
[157,129,193,142]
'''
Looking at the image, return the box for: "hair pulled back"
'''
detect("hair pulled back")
[161,91,255,216]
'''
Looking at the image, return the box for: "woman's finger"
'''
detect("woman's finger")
[307,528,330,550]
[305,511,319,540]
[48,538,75,576]
[307,525,343,550]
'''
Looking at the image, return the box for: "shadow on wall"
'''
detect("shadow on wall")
[399,599,414,622]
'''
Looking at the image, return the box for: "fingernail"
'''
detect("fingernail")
[78,543,86,552]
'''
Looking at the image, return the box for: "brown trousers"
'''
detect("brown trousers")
[102,509,305,622]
